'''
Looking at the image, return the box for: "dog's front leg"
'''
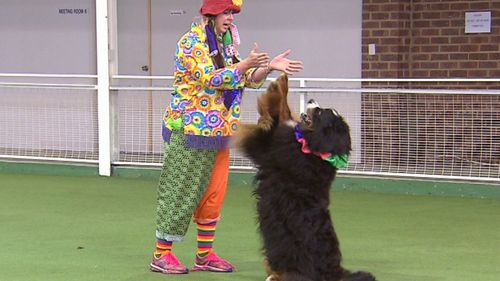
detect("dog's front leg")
[276,74,292,123]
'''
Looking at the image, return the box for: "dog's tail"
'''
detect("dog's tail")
[342,270,377,281]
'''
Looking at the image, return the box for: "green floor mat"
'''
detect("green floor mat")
[0,173,499,281]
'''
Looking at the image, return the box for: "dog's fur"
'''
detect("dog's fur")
[235,74,376,281]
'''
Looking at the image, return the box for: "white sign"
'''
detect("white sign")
[170,10,186,16]
[465,11,491,33]
[58,8,88,15]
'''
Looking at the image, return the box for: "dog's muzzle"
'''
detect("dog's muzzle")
[307,99,340,117]
[302,99,318,126]
[307,99,320,110]
[300,112,311,125]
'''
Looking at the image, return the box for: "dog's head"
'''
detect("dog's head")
[300,99,351,156]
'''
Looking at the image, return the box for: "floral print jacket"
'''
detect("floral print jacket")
[162,22,265,150]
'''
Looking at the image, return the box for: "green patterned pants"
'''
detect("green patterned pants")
[155,131,216,241]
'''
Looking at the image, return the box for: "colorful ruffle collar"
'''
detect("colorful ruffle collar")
[294,125,349,169]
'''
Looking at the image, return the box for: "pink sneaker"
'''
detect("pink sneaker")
[191,252,235,272]
[150,252,188,274]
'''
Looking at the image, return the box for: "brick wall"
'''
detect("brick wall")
[360,0,499,171]
[362,0,500,80]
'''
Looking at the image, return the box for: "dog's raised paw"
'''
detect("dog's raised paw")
[258,116,274,132]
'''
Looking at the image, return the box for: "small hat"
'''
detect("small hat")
[200,0,243,16]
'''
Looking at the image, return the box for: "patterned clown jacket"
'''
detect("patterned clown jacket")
[162,22,265,150]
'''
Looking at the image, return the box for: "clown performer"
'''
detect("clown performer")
[150,0,303,275]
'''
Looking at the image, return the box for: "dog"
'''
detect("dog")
[235,74,376,281]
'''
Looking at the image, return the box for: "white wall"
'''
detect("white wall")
[0,0,362,79]
[0,0,97,155]
[0,0,96,74]
[0,0,362,161]
[119,0,362,78]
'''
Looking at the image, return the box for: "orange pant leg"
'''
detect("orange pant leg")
[193,149,230,224]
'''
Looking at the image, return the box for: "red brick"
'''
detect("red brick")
[381,37,401,45]
[478,62,498,69]
[431,20,450,28]
[450,53,468,60]
[459,61,479,69]
[440,45,460,52]
[421,29,440,36]
[449,70,468,77]
[469,2,490,10]
[467,70,488,77]
[440,28,460,36]
[372,12,391,20]
[391,12,409,20]
[362,0,500,81]
[488,70,500,77]
[429,70,448,77]
[431,37,450,44]
[413,20,431,28]
[490,36,500,43]
[429,3,450,11]
[380,54,401,61]
[381,21,403,28]
[450,37,469,44]
[442,11,462,19]
[372,63,390,70]
[470,37,491,44]
[363,71,380,78]
[469,53,489,60]
[420,62,439,69]
[412,70,431,77]
[364,4,380,12]
[412,54,430,61]
[413,37,430,44]
[480,45,499,52]
[372,30,389,36]
[459,45,480,52]
[449,20,464,27]
[386,3,405,12]
[450,3,470,10]
[431,54,449,61]
[489,53,500,60]
[364,21,381,28]
[421,12,441,19]
[440,62,458,69]
[379,71,400,78]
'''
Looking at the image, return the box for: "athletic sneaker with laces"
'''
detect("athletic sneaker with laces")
[191,252,235,272]
[150,252,188,274]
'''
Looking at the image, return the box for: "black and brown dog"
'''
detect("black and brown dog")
[235,74,376,281]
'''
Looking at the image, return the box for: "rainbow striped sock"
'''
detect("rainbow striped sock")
[197,221,217,257]
[154,239,173,258]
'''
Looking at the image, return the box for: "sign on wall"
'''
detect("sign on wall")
[465,11,491,33]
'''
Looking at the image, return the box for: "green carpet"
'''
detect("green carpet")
[0,173,499,281]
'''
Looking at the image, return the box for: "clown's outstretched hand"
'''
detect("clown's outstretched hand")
[269,49,303,75]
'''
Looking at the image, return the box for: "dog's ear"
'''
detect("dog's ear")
[306,109,352,155]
